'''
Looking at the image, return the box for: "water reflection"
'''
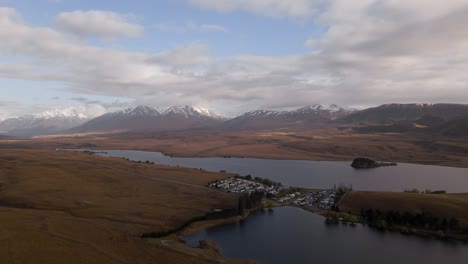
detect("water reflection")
[97,150,468,192]
[184,207,468,264]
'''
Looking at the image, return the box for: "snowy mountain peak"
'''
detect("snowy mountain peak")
[70,105,224,133]
[131,106,163,116]
[0,108,90,136]
[112,106,163,117]
[32,108,88,120]
[244,110,282,117]
[164,105,223,119]
[297,104,354,113]
[192,107,223,119]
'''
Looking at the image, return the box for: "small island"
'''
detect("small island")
[351,158,397,169]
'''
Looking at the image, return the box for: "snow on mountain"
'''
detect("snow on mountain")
[33,108,88,119]
[106,106,164,118]
[242,110,285,117]
[223,104,355,130]
[234,104,354,119]
[97,105,222,120]
[0,108,90,136]
[70,105,224,133]
[164,105,224,119]
[293,104,355,114]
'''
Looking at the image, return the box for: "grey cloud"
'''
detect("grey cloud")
[350,8,468,57]
[0,100,18,107]
[1,3,468,116]
[71,97,88,103]
[148,43,212,67]
[70,97,132,109]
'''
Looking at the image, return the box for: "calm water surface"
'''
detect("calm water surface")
[97,150,468,192]
[184,207,468,264]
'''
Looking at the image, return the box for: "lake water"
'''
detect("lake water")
[183,207,468,264]
[97,150,468,192]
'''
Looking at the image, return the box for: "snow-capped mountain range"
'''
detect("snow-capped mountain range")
[1,104,356,135]
[2,103,468,136]
[69,105,225,133]
[0,108,89,136]
[223,104,356,130]
[96,105,223,120]
[164,106,222,119]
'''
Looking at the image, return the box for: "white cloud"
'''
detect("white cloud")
[1,3,468,116]
[153,21,227,32]
[55,10,143,38]
[187,0,318,18]
[149,43,212,67]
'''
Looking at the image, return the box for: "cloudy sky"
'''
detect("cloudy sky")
[1,0,468,119]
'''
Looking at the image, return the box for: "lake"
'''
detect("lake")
[96,150,468,192]
[183,207,468,264]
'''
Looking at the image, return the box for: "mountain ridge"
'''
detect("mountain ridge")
[341,103,468,124]
[3,103,468,136]
[0,108,89,136]
[223,104,355,130]
[69,105,224,133]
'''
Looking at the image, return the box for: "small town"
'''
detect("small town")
[208,176,286,195]
[290,190,338,210]
[208,176,342,212]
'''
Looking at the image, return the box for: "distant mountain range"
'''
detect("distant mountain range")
[0,108,89,136]
[2,103,468,136]
[341,103,468,125]
[223,104,355,130]
[343,103,468,135]
[68,105,224,133]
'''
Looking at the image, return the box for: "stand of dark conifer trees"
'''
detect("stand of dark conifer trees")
[360,209,460,232]
[237,191,264,214]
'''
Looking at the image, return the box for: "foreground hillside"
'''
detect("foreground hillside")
[0,149,245,264]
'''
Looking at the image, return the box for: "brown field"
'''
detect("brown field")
[27,128,468,168]
[340,191,468,227]
[0,148,248,264]
[0,129,467,262]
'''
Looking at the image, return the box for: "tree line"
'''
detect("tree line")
[238,191,264,214]
[360,209,460,232]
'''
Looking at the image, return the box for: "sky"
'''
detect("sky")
[1,0,468,119]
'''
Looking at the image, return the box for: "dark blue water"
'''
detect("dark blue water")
[97,150,468,192]
[184,207,468,264]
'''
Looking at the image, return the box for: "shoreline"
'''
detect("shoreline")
[178,203,468,248]
[146,208,260,264]
[82,147,468,169]
[179,207,257,237]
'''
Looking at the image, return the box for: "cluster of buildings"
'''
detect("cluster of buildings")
[278,192,301,203]
[208,177,285,194]
[290,190,338,210]
[209,177,341,211]
[317,191,338,209]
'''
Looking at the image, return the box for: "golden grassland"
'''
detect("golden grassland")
[28,127,468,167]
[1,129,467,262]
[0,148,250,264]
[340,191,468,227]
